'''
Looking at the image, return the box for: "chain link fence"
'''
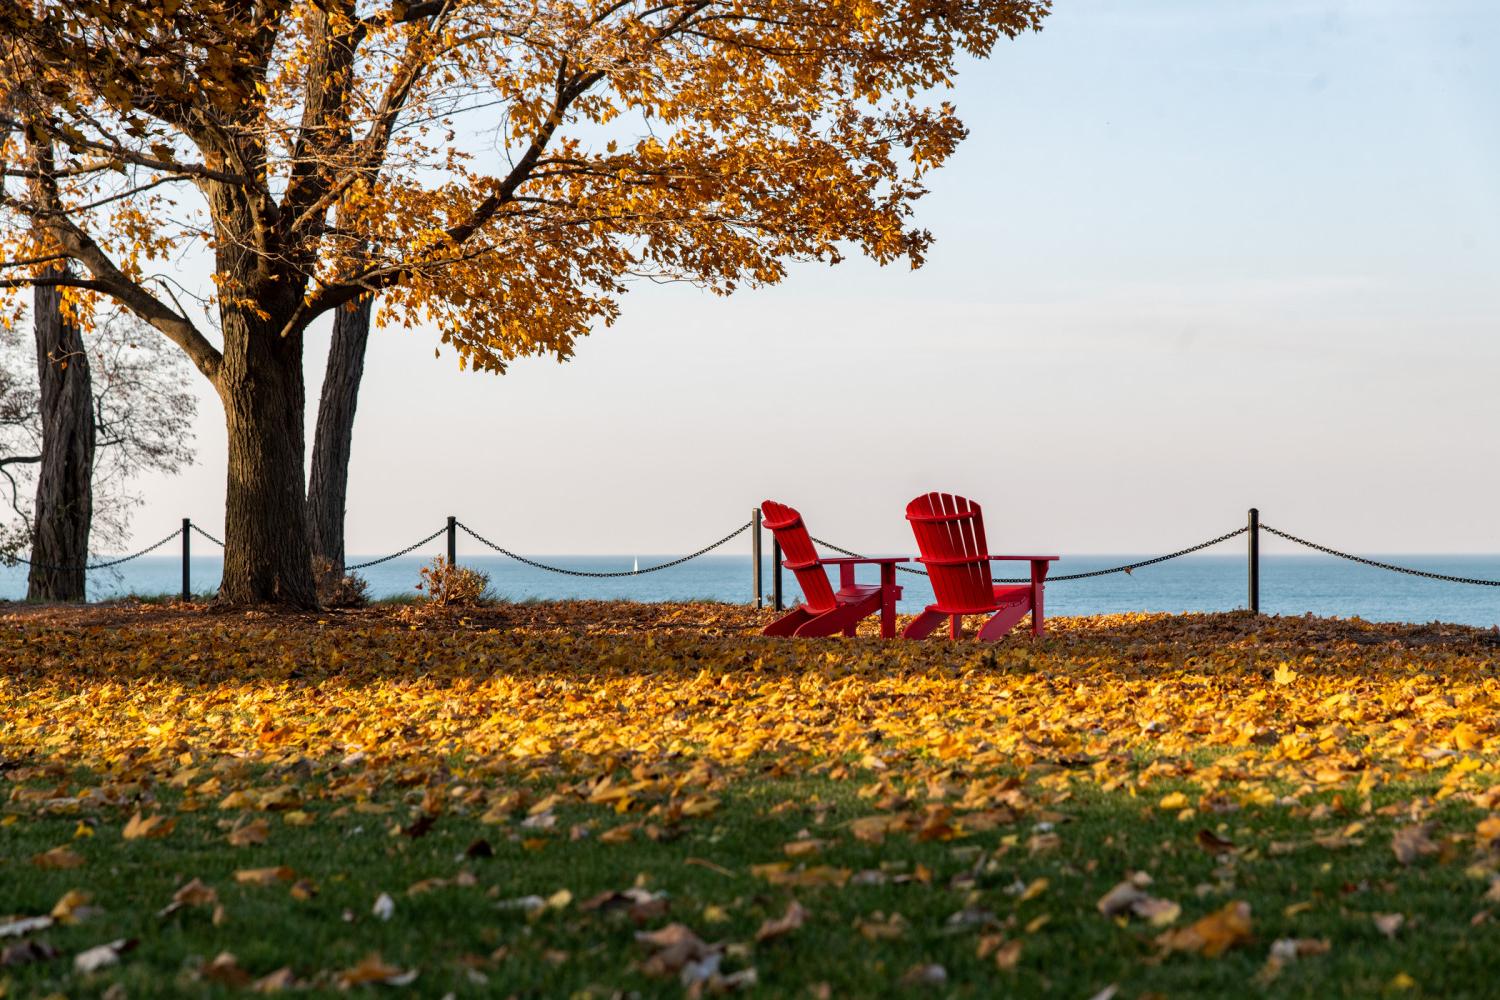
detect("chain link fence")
[457,521,752,578]
[1261,524,1500,587]
[3,526,185,573]
[812,526,1251,584]
[5,511,1499,606]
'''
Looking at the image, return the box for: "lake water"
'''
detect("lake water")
[4,551,1500,628]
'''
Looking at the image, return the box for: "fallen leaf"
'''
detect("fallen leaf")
[1269,937,1331,960]
[0,916,53,939]
[227,818,269,847]
[2,938,60,967]
[49,890,94,925]
[250,966,298,992]
[783,839,825,858]
[122,812,175,841]
[755,900,807,943]
[1392,824,1438,866]
[74,938,136,973]
[1132,897,1182,928]
[898,964,948,987]
[202,951,251,987]
[1196,829,1237,855]
[31,846,84,870]
[337,952,417,987]
[579,888,669,923]
[636,923,717,977]
[373,892,395,921]
[158,878,219,919]
[234,867,295,886]
[858,912,908,941]
[1097,880,1148,917]
[993,939,1023,970]
[1156,901,1252,957]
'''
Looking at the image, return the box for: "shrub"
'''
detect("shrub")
[415,556,490,607]
[313,556,370,609]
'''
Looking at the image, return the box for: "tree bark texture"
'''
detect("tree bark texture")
[27,277,95,601]
[214,304,318,607]
[307,296,372,572]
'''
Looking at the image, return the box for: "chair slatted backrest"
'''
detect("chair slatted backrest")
[906,492,993,612]
[761,500,838,614]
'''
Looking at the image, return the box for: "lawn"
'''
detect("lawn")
[2,602,1500,998]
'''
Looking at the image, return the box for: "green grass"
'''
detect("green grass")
[3,767,1495,999]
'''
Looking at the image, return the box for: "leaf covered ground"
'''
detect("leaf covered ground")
[3,602,1500,998]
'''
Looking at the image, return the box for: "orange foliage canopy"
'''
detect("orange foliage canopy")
[0,0,1050,373]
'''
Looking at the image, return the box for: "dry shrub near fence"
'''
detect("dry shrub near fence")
[312,557,370,609]
[416,556,491,606]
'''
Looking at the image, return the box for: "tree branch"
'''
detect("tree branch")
[21,129,223,381]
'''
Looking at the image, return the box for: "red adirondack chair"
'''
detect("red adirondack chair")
[760,500,905,639]
[904,492,1057,641]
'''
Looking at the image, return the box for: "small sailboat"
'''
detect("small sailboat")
[633,556,639,573]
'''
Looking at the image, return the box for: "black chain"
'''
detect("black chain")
[346,527,450,571]
[457,521,751,577]
[1260,525,1500,587]
[191,524,225,547]
[3,526,185,572]
[811,526,1250,583]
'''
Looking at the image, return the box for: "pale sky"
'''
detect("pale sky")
[131,0,1500,557]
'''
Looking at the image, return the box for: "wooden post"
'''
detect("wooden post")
[447,516,457,567]
[772,537,783,611]
[181,517,191,602]
[1248,507,1260,614]
[752,507,762,608]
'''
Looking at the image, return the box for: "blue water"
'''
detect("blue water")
[4,552,1499,628]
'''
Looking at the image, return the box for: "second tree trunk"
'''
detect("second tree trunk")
[27,279,95,602]
[307,296,373,573]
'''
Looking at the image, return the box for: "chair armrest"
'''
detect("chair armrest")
[815,557,912,566]
[984,555,1059,562]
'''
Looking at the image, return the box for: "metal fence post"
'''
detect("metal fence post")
[181,517,191,602]
[1248,507,1260,614]
[447,516,457,567]
[772,537,783,612]
[752,508,762,608]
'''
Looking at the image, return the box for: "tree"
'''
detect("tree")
[26,265,94,600]
[0,306,197,592]
[0,0,1050,605]
[308,295,372,573]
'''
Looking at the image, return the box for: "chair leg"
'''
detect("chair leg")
[950,615,962,640]
[1031,583,1045,637]
[794,593,881,638]
[902,608,947,640]
[763,607,814,637]
[978,601,1031,642]
[879,586,897,640]
[792,609,852,638]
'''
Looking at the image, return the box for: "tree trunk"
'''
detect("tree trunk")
[214,306,318,607]
[307,296,373,572]
[27,277,95,602]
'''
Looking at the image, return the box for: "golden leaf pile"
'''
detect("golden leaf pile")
[2,605,1498,823]
[3,602,1500,992]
